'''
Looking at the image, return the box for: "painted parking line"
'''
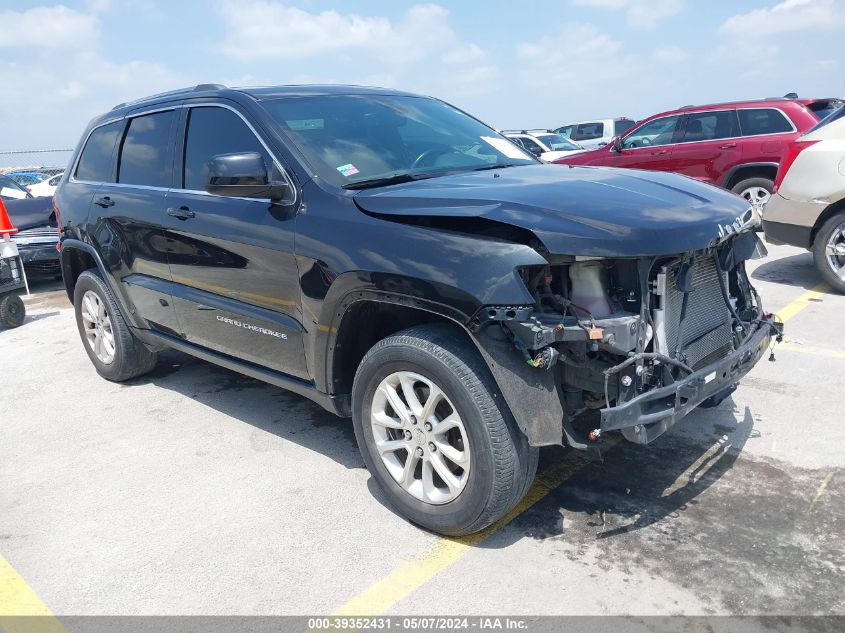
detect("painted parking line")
[776,282,831,323]
[0,553,66,632]
[332,443,616,616]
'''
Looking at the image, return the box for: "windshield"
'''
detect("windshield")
[534,134,582,151]
[261,95,536,188]
[0,174,30,200]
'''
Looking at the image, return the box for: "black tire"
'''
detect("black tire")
[0,293,25,329]
[352,323,538,536]
[73,269,157,381]
[731,177,773,205]
[812,213,845,293]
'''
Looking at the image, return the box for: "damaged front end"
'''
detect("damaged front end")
[470,230,783,449]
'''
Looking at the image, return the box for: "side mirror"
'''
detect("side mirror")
[528,146,543,157]
[205,152,289,202]
[610,136,622,153]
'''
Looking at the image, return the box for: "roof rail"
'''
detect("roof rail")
[194,83,227,92]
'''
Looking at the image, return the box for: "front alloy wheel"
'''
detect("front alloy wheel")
[371,371,471,505]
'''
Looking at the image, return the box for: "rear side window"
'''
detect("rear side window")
[738,109,793,136]
[182,107,276,191]
[75,121,123,183]
[682,110,739,142]
[571,122,604,141]
[117,111,175,187]
[614,120,635,136]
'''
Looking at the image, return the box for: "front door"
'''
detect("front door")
[670,110,742,185]
[161,104,307,379]
[612,114,683,172]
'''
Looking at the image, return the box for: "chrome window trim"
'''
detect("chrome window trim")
[68,102,298,206]
[620,107,798,150]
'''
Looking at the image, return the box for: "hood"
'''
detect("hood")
[3,196,54,231]
[353,164,752,257]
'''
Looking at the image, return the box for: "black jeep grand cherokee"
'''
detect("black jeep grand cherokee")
[56,84,779,535]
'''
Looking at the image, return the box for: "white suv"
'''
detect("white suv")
[503,131,586,162]
[554,118,636,150]
[763,106,845,292]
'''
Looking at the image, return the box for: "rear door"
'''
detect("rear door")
[610,114,683,172]
[669,109,741,184]
[737,107,797,165]
[162,103,307,379]
[87,106,180,334]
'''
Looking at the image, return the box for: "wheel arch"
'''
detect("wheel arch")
[810,198,845,247]
[723,162,779,190]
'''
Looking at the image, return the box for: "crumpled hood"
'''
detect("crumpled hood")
[354,164,753,257]
[4,196,54,231]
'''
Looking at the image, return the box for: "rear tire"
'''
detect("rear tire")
[73,270,157,381]
[813,213,845,293]
[352,323,538,536]
[0,294,25,328]
[731,177,773,206]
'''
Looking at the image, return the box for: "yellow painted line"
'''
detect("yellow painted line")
[776,282,830,323]
[806,472,834,514]
[0,554,66,632]
[779,342,845,361]
[332,443,614,616]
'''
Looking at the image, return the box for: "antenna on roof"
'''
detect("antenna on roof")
[194,83,226,92]
[783,92,798,99]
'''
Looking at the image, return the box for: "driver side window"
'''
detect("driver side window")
[622,115,682,149]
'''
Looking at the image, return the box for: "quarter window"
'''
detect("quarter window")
[571,122,604,141]
[622,115,682,149]
[681,111,739,142]
[182,107,277,192]
[737,109,793,136]
[117,111,175,187]
[75,121,123,183]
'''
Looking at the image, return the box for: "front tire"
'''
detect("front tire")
[352,323,538,536]
[73,270,157,381]
[813,213,845,293]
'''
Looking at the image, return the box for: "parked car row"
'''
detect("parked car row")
[502,130,587,162]
[2,168,65,197]
[0,173,60,276]
[554,117,637,149]
[553,96,843,207]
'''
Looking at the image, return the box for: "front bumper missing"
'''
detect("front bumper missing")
[600,319,776,444]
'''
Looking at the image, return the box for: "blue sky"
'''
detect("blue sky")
[1,0,844,167]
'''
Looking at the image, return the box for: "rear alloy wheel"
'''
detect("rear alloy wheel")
[731,177,773,206]
[0,293,25,329]
[813,213,845,293]
[352,323,538,536]
[73,270,158,381]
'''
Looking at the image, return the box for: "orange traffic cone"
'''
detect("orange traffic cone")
[0,197,18,235]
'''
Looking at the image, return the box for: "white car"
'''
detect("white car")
[763,106,845,291]
[504,131,587,162]
[554,118,636,150]
[27,172,64,197]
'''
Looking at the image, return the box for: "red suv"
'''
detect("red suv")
[554,97,842,205]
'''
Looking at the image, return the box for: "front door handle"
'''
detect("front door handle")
[166,206,195,220]
[719,143,737,149]
[651,149,668,156]
[94,196,114,208]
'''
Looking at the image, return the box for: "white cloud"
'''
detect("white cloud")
[217,1,453,64]
[441,44,486,65]
[653,45,688,63]
[572,0,684,29]
[0,5,99,49]
[719,0,845,37]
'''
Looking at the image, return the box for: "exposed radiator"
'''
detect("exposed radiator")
[653,255,733,370]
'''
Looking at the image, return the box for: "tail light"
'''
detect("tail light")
[52,195,62,250]
[774,139,819,193]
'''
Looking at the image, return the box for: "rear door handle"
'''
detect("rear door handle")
[719,143,737,149]
[166,206,195,220]
[94,196,114,208]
